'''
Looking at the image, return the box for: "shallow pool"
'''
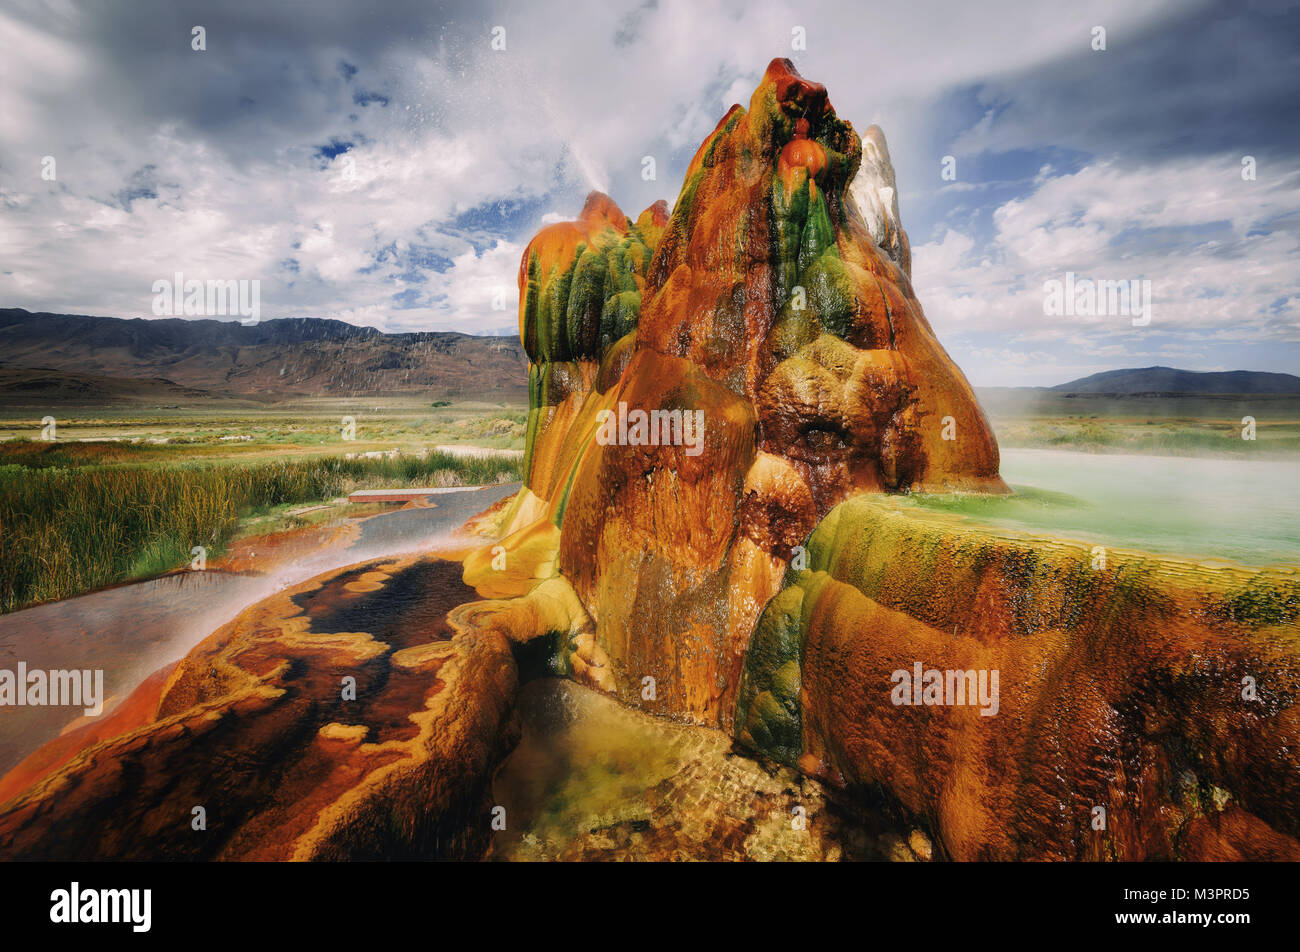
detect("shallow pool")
[908,449,1299,566]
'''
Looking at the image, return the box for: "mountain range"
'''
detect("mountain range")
[2,310,1295,405]
[0,308,527,402]
[1050,366,1300,395]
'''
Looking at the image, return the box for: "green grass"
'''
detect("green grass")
[0,450,522,613]
[0,399,530,454]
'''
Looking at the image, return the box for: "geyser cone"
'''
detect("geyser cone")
[496,57,1006,729]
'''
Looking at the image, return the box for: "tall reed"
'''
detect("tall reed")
[0,451,520,613]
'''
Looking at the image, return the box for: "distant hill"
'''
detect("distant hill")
[0,309,527,401]
[0,368,215,405]
[1052,366,1300,395]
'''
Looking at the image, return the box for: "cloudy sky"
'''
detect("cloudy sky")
[1,0,1296,385]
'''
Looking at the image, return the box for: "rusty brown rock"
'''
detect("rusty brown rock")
[478,58,1007,733]
[0,557,519,860]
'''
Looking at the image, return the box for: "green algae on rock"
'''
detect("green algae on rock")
[737,496,1300,860]
[471,57,1009,740]
[4,57,1296,865]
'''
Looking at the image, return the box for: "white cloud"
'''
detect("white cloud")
[430,240,523,331]
[8,0,1291,385]
[912,156,1300,350]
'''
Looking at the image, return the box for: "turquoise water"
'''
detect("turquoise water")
[0,483,520,773]
[908,449,1300,566]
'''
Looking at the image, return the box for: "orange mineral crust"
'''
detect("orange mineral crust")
[737,499,1300,860]
[486,58,1007,731]
[0,662,177,807]
[0,557,517,860]
[7,59,1295,864]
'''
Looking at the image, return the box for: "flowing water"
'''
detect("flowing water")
[488,679,914,861]
[8,448,1293,854]
[0,483,520,773]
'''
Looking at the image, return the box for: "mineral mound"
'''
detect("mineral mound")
[494,57,1005,732]
[3,59,1296,862]
[465,57,1300,860]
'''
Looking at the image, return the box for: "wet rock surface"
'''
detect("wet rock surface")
[3,62,1295,863]
[460,58,1300,861]
[488,679,899,861]
[0,557,517,860]
[479,58,1007,739]
[736,497,1300,860]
